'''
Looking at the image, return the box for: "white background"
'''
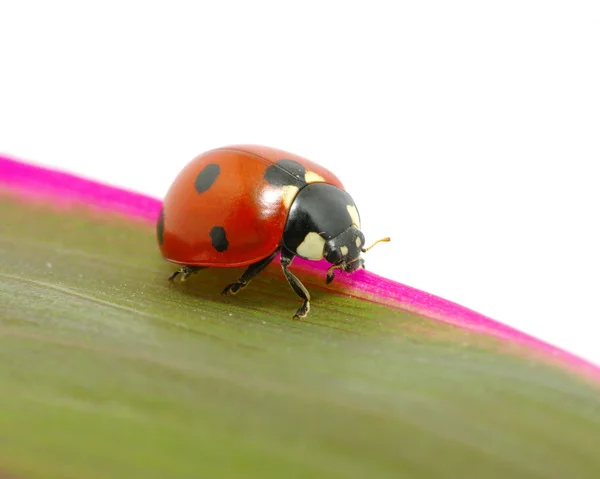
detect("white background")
[1,2,599,365]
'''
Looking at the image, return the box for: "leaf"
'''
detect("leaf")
[1,156,600,479]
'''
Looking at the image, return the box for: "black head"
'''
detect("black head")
[323,226,366,283]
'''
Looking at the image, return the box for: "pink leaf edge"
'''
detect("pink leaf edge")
[2,153,599,384]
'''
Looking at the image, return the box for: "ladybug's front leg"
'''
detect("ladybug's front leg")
[221,250,278,296]
[280,249,311,320]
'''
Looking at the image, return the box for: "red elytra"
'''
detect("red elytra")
[158,144,344,268]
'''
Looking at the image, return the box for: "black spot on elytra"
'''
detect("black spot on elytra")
[156,207,165,245]
[195,164,220,193]
[210,226,229,252]
[264,159,307,187]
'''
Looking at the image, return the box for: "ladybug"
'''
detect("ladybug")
[157,144,389,320]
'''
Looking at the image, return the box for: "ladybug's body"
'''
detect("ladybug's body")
[158,145,387,319]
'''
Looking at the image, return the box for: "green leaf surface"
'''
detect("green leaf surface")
[1,193,599,479]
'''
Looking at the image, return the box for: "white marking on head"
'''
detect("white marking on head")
[347,205,361,228]
[296,232,326,260]
[305,171,325,183]
[282,185,300,209]
[355,236,362,248]
[340,246,349,256]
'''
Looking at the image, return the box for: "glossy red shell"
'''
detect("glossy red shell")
[158,145,345,267]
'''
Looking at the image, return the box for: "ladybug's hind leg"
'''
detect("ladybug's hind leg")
[221,250,278,296]
[168,265,206,282]
[280,249,311,320]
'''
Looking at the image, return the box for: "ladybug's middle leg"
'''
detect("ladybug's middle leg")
[279,249,311,320]
[221,250,279,296]
[168,265,206,282]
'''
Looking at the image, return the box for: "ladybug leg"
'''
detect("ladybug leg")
[168,265,206,282]
[221,250,278,296]
[280,249,311,320]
